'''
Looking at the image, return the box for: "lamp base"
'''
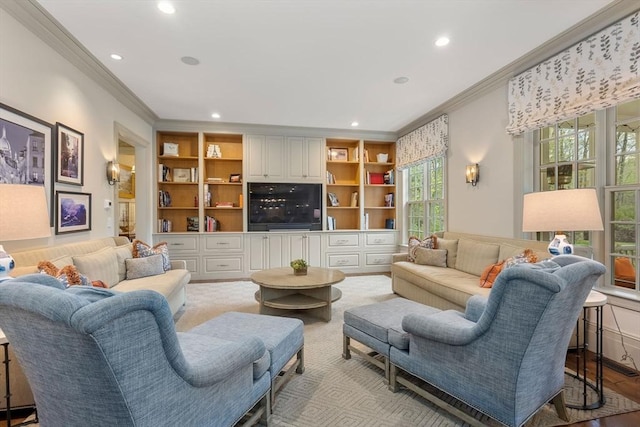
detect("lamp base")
[548,234,574,256]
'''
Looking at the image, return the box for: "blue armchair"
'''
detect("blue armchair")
[389,255,606,427]
[0,274,270,427]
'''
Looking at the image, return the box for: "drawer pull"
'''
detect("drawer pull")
[337,240,348,245]
[374,239,383,244]
[216,242,230,245]
[171,243,185,246]
[217,264,230,267]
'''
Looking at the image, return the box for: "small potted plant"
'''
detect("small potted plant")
[290,259,308,276]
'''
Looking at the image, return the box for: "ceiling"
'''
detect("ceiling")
[34,0,616,133]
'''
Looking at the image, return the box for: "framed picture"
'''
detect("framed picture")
[162,142,179,156]
[55,190,91,234]
[328,148,348,161]
[173,168,191,183]
[229,173,241,183]
[0,103,54,225]
[55,122,84,185]
[118,165,135,199]
[328,192,340,206]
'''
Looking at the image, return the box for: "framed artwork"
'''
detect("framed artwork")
[0,103,54,225]
[55,122,84,185]
[118,165,135,198]
[229,173,241,183]
[328,148,348,161]
[55,190,91,234]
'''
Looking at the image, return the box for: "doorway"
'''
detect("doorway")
[117,139,136,240]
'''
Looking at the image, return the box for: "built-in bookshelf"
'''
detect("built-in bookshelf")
[326,139,361,230]
[363,140,396,230]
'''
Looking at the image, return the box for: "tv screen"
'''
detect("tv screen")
[248,182,322,231]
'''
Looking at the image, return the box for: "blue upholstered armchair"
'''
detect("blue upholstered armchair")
[0,274,270,427]
[389,255,606,427]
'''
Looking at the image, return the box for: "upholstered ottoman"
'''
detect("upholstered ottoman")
[343,298,440,380]
[188,312,304,405]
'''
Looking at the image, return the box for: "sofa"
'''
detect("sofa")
[391,231,554,311]
[3,236,191,411]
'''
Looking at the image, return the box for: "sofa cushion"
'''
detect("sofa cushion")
[49,255,75,269]
[408,235,437,262]
[455,239,500,276]
[115,244,133,282]
[437,238,458,268]
[414,248,447,267]
[133,240,171,271]
[125,254,165,280]
[72,247,119,288]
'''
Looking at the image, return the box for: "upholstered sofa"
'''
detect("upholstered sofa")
[3,236,190,411]
[391,231,553,311]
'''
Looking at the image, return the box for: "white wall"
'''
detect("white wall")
[0,9,152,252]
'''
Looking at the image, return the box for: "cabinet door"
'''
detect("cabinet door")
[248,234,268,271]
[246,135,267,180]
[304,137,324,180]
[287,233,322,267]
[265,136,285,180]
[287,137,306,179]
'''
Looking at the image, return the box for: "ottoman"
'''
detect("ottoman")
[343,298,440,380]
[189,312,305,405]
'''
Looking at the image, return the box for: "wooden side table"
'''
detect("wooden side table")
[566,290,607,410]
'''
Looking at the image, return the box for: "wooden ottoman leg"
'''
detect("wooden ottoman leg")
[342,335,351,359]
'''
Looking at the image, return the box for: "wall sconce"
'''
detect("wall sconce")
[106,161,120,185]
[465,163,479,186]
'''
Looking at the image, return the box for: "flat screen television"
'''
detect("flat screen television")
[247,182,322,231]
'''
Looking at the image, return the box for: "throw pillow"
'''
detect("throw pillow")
[72,247,120,288]
[455,239,500,276]
[503,249,538,269]
[125,254,165,280]
[436,238,458,268]
[414,248,447,267]
[115,244,134,282]
[407,235,437,262]
[132,240,171,271]
[479,260,505,288]
[614,257,636,288]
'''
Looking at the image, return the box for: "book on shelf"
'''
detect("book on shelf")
[187,216,199,232]
[350,191,358,207]
[215,201,234,208]
[326,171,336,184]
[173,168,191,182]
[363,213,369,230]
[327,216,336,230]
[366,171,385,184]
[206,177,224,182]
[159,164,171,182]
[353,146,359,161]
[205,215,219,231]
[363,149,369,163]
[384,169,394,185]
[158,190,172,207]
[190,167,198,183]
[158,219,172,233]
[203,184,212,207]
[384,193,394,207]
[327,192,339,206]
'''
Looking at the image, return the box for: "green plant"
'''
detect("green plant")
[290,259,308,270]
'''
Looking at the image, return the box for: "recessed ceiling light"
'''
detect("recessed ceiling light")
[393,76,409,84]
[110,53,122,60]
[211,113,221,119]
[351,121,359,127]
[435,36,450,47]
[158,1,175,14]
[181,56,200,66]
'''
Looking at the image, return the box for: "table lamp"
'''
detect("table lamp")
[0,184,51,282]
[522,188,603,256]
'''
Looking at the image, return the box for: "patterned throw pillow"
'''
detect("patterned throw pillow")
[132,240,172,271]
[125,254,165,280]
[407,235,438,262]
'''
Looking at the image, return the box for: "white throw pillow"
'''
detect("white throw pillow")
[73,247,119,288]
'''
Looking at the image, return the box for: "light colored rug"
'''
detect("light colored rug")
[174,275,640,427]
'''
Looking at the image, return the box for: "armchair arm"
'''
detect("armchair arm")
[177,332,266,387]
[170,259,187,270]
[392,252,409,263]
[402,310,480,346]
[464,295,488,322]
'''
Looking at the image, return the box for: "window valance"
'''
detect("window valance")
[397,114,448,169]
[506,11,640,135]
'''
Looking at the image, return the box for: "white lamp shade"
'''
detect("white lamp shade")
[522,188,603,233]
[0,184,51,241]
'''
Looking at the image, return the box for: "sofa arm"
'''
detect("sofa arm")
[464,295,488,322]
[392,252,409,263]
[170,259,187,270]
[402,310,479,346]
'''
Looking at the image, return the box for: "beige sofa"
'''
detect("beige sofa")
[391,231,551,311]
[3,236,191,411]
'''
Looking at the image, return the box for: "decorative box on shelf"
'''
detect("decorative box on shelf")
[163,142,179,156]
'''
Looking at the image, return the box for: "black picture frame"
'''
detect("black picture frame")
[55,190,92,234]
[229,173,241,183]
[0,102,55,226]
[55,122,84,186]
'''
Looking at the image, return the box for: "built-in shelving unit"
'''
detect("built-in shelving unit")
[325,139,361,230]
[363,140,396,230]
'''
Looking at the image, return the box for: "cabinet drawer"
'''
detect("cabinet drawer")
[366,233,396,246]
[365,253,393,266]
[203,235,243,251]
[158,235,199,252]
[203,257,243,273]
[327,253,359,267]
[327,234,359,247]
[180,257,200,274]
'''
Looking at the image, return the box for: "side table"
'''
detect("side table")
[566,290,607,410]
[0,329,38,426]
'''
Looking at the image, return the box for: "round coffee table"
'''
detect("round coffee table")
[251,267,344,322]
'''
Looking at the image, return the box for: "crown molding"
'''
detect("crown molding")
[1,0,157,125]
[397,0,640,137]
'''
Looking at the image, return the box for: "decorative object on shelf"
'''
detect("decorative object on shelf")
[522,188,604,256]
[162,142,179,156]
[206,144,221,158]
[350,191,358,207]
[173,168,191,183]
[55,190,92,235]
[229,173,241,183]
[118,165,135,198]
[106,161,120,185]
[384,193,394,207]
[465,163,479,186]
[56,122,84,186]
[0,184,51,282]
[328,148,348,161]
[187,216,199,232]
[376,153,388,163]
[290,259,308,276]
[328,192,339,207]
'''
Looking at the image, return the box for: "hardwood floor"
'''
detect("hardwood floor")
[1,352,638,426]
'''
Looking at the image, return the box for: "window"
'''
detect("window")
[406,156,445,239]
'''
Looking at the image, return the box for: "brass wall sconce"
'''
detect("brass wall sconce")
[465,163,479,186]
[106,161,120,185]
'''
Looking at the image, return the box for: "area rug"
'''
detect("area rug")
[175,275,640,427]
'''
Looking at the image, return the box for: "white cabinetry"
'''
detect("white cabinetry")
[156,234,201,278]
[246,135,285,181]
[286,137,324,181]
[247,232,322,272]
[201,234,244,279]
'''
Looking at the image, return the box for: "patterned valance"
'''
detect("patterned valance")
[397,114,448,169]
[507,11,640,135]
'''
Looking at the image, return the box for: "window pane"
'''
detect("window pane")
[540,126,555,141]
[558,120,575,135]
[615,154,638,185]
[613,190,636,221]
[616,121,638,154]
[540,141,554,164]
[577,161,595,188]
[558,135,575,162]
